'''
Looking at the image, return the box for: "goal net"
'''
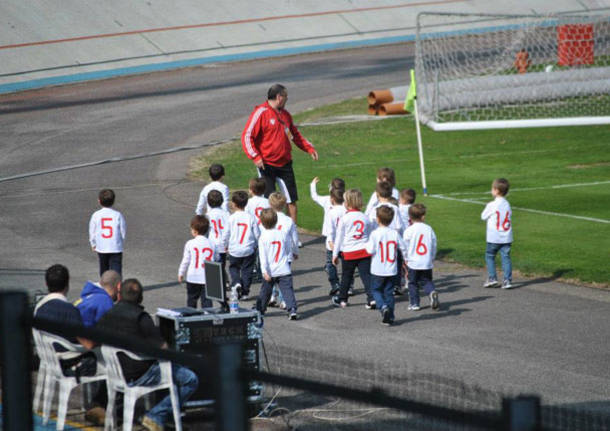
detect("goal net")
[415,12,610,130]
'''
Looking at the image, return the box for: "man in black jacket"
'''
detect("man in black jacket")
[97,279,198,431]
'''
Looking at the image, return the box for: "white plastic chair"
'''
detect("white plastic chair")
[32,328,48,413]
[35,330,107,430]
[101,345,182,431]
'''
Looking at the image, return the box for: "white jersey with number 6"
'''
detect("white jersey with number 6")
[227,210,260,257]
[366,226,408,276]
[481,197,513,244]
[258,228,292,278]
[178,235,219,284]
[403,222,437,270]
[89,207,126,253]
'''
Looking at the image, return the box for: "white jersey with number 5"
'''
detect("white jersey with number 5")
[258,229,292,277]
[178,235,219,284]
[481,197,513,244]
[89,207,126,253]
[365,226,408,276]
[227,210,260,257]
[403,222,436,270]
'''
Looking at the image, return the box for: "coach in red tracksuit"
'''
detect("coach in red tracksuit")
[242,84,319,226]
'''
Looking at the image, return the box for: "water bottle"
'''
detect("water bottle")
[229,286,239,314]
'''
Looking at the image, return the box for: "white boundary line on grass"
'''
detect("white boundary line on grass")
[443,180,610,196]
[429,194,610,224]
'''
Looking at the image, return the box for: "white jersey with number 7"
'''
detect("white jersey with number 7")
[89,207,126,253]
[403,222,437,270]
[258,228,292,278]
[227,210,260,257]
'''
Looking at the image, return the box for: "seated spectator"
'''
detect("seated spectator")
[74,270,121,328]
[97,278,198,431]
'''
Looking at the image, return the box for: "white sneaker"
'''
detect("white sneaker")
[298,241,303,248]
[502,280,513,289]
[483,279,499,288]
[408,304,421,311]
[430,291,439,310]
[268,295,277,307]
[279,301,287,310]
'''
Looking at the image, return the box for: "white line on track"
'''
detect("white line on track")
[443,180,610,196]
[429,194,610,224]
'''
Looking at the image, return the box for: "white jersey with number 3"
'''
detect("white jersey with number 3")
[481,197,513,244]
[89,207,126,253]
[403,222,437,270]
[178,235,219,284]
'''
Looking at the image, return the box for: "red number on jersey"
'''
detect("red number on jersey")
[379,240,397,263]
[353,220,365,239]
[211,219,225,238]
[101,218,113,238]
[415,234,428,256]
[193,247,214,268]
[272,241,282,263]
[237,223,248,244]
[495,211,511,231]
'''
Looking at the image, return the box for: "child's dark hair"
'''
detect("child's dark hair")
[409,203,427,222]
[330,188,344,205]
[249,177,266,196]
[377,167,396,187]
[231,191,249,209]
[190,215,209,235]
[99,189,115,207]
[376,181,393,199]
[493,178,510,196]
[207,190,223,208]
[259,208,278,230]
[209,164,225,181]
[331,177,345,191]
[376,205,394,227]
[45,264,69,293]
[400,188,416,204]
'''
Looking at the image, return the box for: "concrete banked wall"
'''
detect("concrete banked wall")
[0,0,608,93]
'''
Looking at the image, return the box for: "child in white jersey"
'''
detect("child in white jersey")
[403,204,439,311]
[365,167,400,214]
[365,206,408,325]
[196,163,230,214]
[310,177,346,296]
[227,191,260,299]
[331,189,373,309]
[245,177,270,224]
[205,190,230,287]
[89,189,126,276]
[365,181,405,233]
[398,188,416,228]
[481,178,513,289]
[256,208,299,320]
[178,215,219,308]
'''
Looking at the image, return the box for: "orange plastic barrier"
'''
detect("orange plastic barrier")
[558,24,594,66]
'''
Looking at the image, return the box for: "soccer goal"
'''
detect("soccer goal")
[415,12,610,131]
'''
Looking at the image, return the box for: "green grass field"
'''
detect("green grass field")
[192,98,610,287]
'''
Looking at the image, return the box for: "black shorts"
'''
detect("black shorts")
[257,161,298,203]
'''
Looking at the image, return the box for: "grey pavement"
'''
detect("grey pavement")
[1,44,609,427]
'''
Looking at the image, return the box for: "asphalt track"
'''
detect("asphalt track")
[1,43,609,419]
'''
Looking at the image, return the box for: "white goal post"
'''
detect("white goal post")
[415,12,610,130]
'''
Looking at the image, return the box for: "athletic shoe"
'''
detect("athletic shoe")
[268,295,278,307]
[289,310,298,320]
[365,300,376,310]
[234,283,242,297]
[430,291,439,310]
[483,279,499,288]
[347,287,354,296]
[394,286,404,296]
[279,301,287,310]
[298,240,303,248]
[502,280,513,289]
[329,283,340,297]
[142,415,163,431]
[382,307,392,325]
[331,296,347,308]
[408,304,421,311]
[85,406,106,426]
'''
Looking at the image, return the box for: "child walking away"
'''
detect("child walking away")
[246,177,270,224]
[256,209,299,320]
[398,188,416,228]
[365,167,400,214]
[481,178,513,289]
[205,190,230,287]
[365,206,408,325]
[195,163,230,214]
[310,177,346,296]
[403,204,439,311]
[89,189,126,276]
[178,215,219,308]
[331,189,373,309]
[227,191,260,299]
